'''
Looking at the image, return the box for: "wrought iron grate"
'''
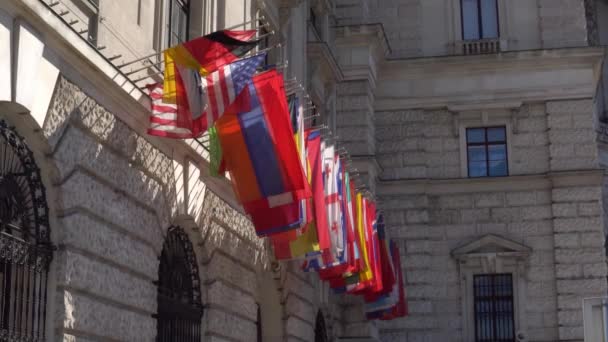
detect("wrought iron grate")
[473,273,515,342]
[0,120,53,342]
[155,226,202,341]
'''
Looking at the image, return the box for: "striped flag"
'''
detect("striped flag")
[146,83,192,139]
[148,54,265,139]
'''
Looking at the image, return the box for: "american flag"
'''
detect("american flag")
[147,53,266,139]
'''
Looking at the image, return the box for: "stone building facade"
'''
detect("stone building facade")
[2,0,608,342]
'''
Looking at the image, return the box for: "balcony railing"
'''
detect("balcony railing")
[456,38,503,55]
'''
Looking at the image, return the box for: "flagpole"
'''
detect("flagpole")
[117,52,162,68]
[124,60,163,76]
[224,15,266,31]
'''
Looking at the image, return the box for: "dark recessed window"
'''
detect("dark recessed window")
[467,126,508,177]
[168,0,189,47]
[473,274,515,342]
[461,0,499,40]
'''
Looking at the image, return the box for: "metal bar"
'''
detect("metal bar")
[304,114,320,120]
[257,30,275,40]
[117,51,162,68]
[132,70,164,83]
[124,60,163,76]
[224,16,265,31]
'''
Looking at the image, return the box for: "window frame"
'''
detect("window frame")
[473,273,516,342]
[460,0,500,41]
[466,126,508,178]
[167,0,190,47]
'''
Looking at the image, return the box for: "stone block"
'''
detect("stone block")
[207,281,257,321]
[555,264,582,279]
[580,231,605,247]
[460,208,490,223]
[556,278,607,294]
[583,263,608,278]
[548,114,573,129]
[574,142,597,157]
[554,233,580,248]
[406,209,429,224]
[508,220,553,237]
[552,203,577,217]
[58,213,158,278]
[207,252,257,294]
[555,248,605,264]
[407,300,433,314]
[558,309,583,326]
[524,236,554,251]
[206,308,257,341]
[558,326,584,341]
[284,272,314,302]
[552,187,601,202]
[505,191,537,206]
[58,290,156,341]
[285,295,314,323]
[558,294,584,310]
[578,202,601,216]
[473,193,505,208]
[553,217,601,233]
[521,205,552,220]
[55,250,157,313]
[528,266,556,281]
[551,156,598,171]
[60,172,163,250]
[518,117,547,132]
[491,207,521,222]
[438,195,473,209]
[549,143,575,158]
[546,99,593,116]
[549,129,596,144]
[476,222,507,235]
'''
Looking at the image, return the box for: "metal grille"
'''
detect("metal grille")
[315,310,328,342]
[473,274,515,342]
[155,226,202,342]
[0,120,53,342]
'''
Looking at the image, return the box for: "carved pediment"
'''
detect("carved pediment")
[452,234,531,260]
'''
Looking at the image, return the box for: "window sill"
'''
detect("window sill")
[455,38,505,55]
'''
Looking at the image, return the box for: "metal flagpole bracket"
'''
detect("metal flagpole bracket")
[117,51,162,69]
[124,60,163,76]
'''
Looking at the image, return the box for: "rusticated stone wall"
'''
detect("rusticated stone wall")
[374,100,607,342]
[41,75,346,341]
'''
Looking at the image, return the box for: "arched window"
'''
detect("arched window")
[0,119,53,341]
[315,310,328,342]
[155,226,203,342]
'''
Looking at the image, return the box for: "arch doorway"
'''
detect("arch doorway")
[155,226,203,341]
[0,119,54,341]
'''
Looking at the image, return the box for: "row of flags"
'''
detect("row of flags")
[145,29,408,320]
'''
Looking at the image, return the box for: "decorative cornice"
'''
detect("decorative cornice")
[452,234,532,260]
[375,47,605,111]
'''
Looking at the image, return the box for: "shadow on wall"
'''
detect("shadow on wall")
[42,70,272,339]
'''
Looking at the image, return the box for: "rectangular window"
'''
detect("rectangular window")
[473,274,515,342]
[461,0,499,40]
[467,126,507,177]
[168,0,189,47]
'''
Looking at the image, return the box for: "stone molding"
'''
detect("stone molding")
[376,47,605,111]
[452,234,532,262]
[377,169,605,196]
[453,234,531,342]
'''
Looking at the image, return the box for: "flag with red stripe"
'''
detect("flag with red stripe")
[148,54,265,139]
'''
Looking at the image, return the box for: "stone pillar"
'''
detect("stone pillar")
[334,24,389,195]
[333,23,389,342]
[547,99,608,341]
[538,0,589,48]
